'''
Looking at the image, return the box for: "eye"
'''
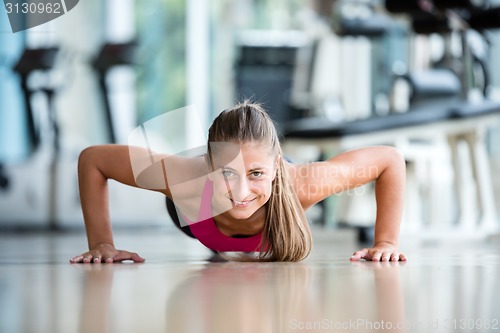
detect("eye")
[251,171,263,178]
[221,170,235,177]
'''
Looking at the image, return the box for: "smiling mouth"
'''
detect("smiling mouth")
[229,197,257,207]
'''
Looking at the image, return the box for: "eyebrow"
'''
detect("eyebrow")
[248,167,266,172]
[218,166,267,172]
[219,166,237,172]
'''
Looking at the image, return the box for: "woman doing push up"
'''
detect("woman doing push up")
[70,102,407,263]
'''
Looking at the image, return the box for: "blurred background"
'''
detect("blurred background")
[1,0,500,242]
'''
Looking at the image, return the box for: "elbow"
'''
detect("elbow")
[387,146,406,179]
[377,146,406,180]
[78,146,100,174]
[389,147,405,169]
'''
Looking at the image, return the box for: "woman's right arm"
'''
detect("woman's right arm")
[70,144,169,264]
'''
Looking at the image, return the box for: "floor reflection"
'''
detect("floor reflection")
[1,233,500,333]
[165,263,314,333]
[77,265,116,333]
[75,261,409,333]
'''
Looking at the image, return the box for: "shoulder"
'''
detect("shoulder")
[138,153,208,199]
[163,154,208,189]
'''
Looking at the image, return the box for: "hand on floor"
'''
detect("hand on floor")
[70,243,145,264]
[350,241,407,262]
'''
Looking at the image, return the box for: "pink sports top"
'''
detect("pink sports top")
[184,180,263,252]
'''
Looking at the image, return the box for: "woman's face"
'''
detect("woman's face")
[209,142,277,220]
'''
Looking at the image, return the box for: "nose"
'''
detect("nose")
[230,177,251,201]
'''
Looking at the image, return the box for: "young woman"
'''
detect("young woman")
[70,102,407,263]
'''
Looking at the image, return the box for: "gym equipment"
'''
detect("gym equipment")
[467,7,500,31]
[12,47,59,153]
[385,1,500,31]
[411,13,450,35]
[333,1,395,37]
[385,0,431,14]
[0,47,62,228]
[235,31,307,134]
[0,164,9,191]
[1,42,162,228]
[281,0,500,235]
[13,47,62,228]
[397,69,462,108]
[92,41,137,143]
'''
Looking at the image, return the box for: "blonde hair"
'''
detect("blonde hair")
[207,101,312,262]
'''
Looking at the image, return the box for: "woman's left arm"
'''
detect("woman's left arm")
[290,146,407,261]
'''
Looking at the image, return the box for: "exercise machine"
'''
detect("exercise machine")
[283,0,500,238]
